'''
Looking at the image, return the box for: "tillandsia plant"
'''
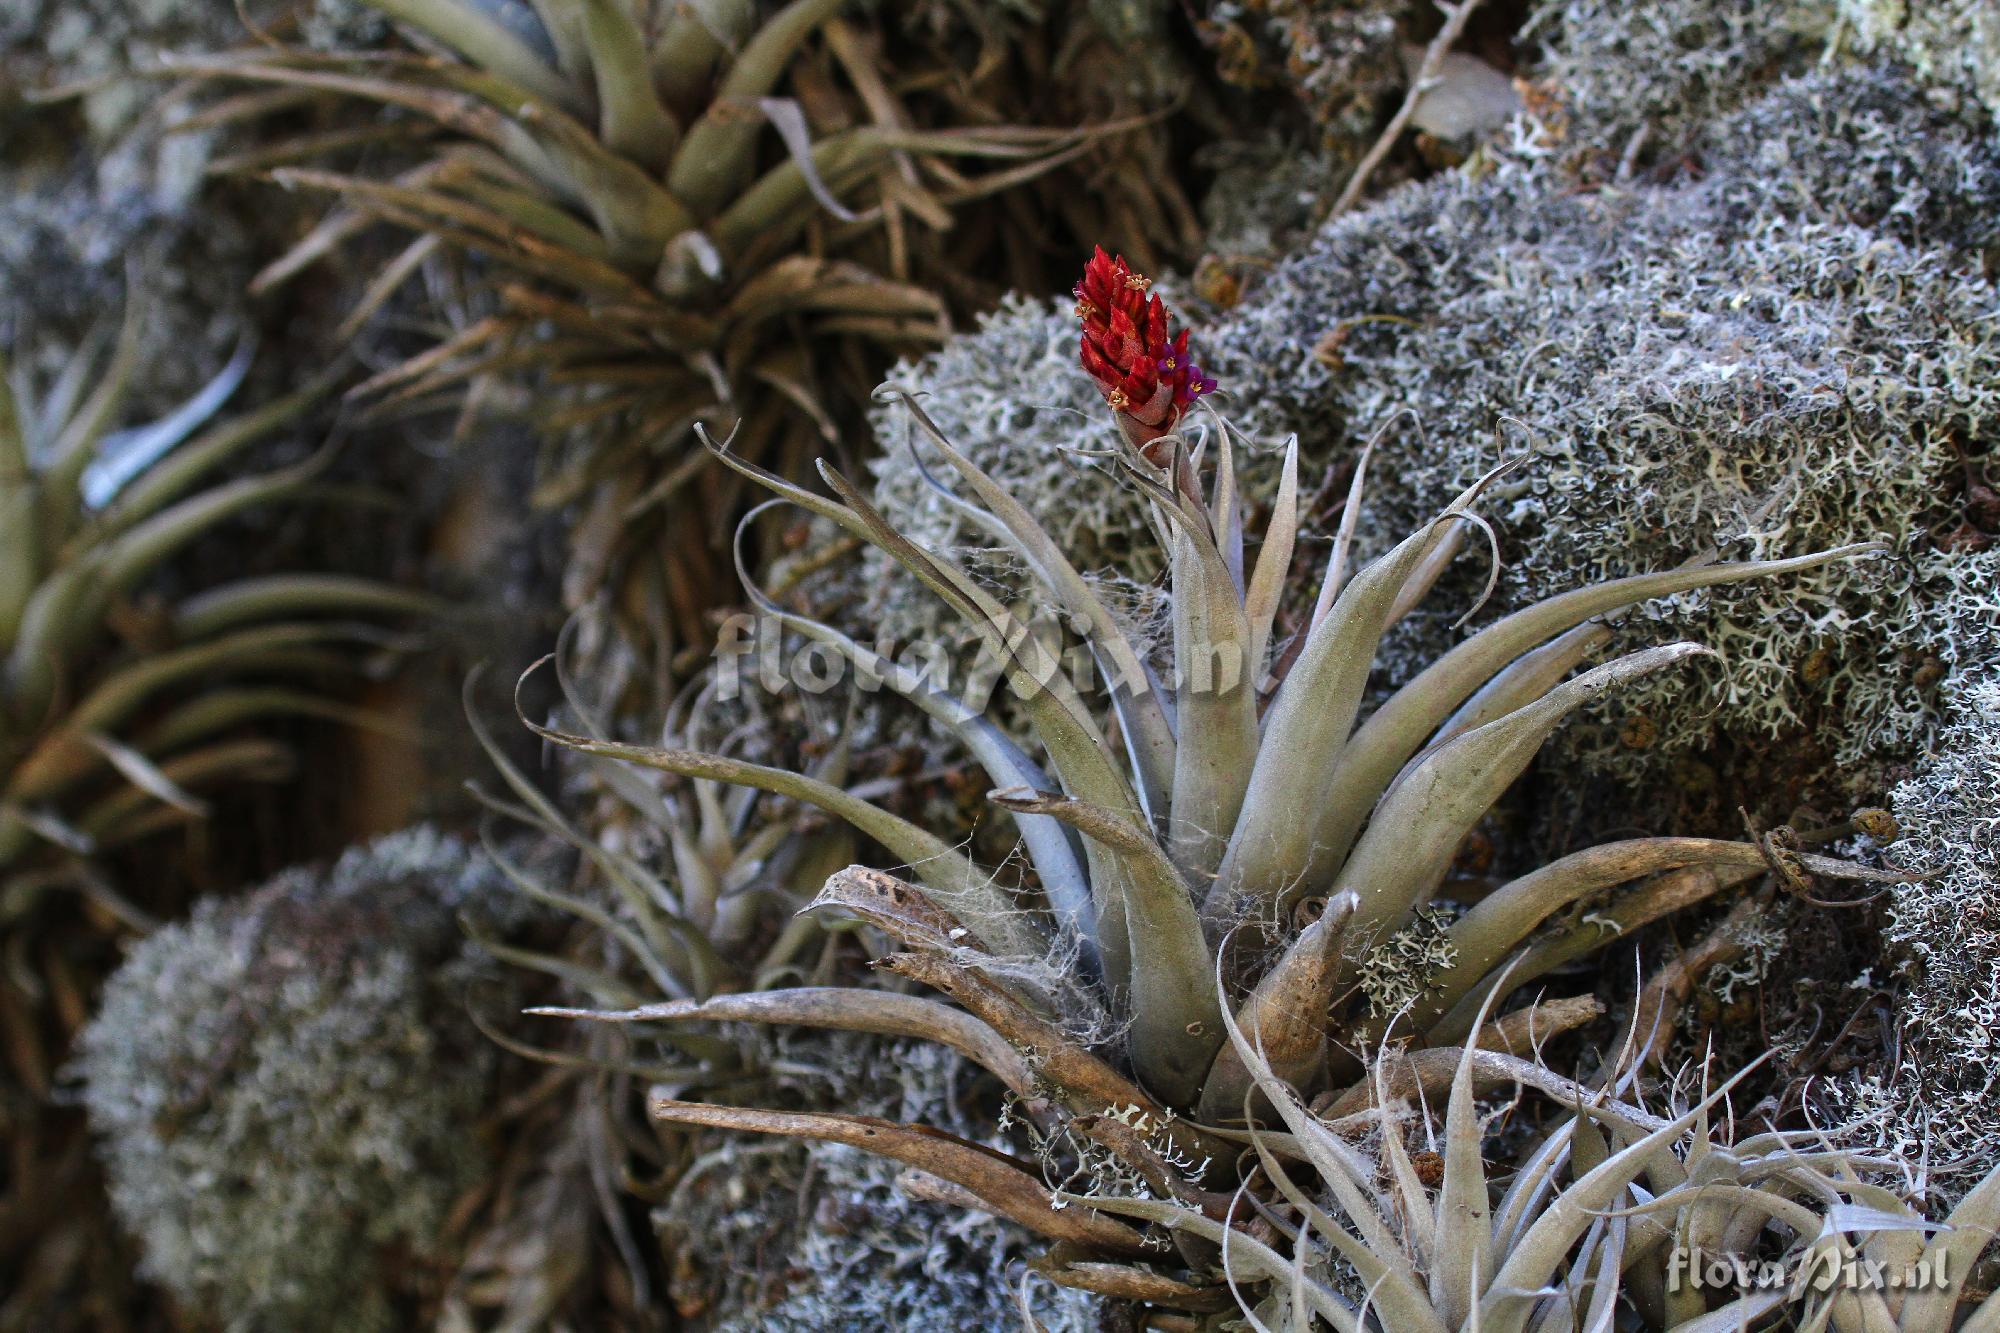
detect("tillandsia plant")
[464,655,859,1014]
[1047,992,2000,1330]
[517,255,1908,1315]
[0,321,434,914]
[461,666,907,1319]
[165,1,1169,655]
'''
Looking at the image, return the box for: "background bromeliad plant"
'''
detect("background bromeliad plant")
[0,319,435,1319]
[513,256,1920,1321]
[1,322,432,912]
[167,0,1206,665]
[466,653,859,1017]
[457,646,901,1314]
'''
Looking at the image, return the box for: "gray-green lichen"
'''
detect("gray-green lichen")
[1,0,283,136]
[1262,62,1997,781]
[0,0,392,417]
[665,1031,1096,1332]
[1709,914,1791,1006]
[1201,1,1411,164]
[1833,0,2000,117]
[73,827,525,1331]
[0,109,256,418]
[299,0,392,52]
[1531,0,2000,159]
[1525,0,1837,159]
[865,57,1999,800]
[1359,906,1460,1019]
[1826,676,2000,1199]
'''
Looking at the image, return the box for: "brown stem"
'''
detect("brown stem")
[1332,0,1487,215]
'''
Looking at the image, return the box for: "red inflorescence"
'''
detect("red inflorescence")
[1074,246,1216,455]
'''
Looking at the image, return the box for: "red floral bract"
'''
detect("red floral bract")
[1074,246,1215,457]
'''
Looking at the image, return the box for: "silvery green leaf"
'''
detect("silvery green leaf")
[81,337,252,511]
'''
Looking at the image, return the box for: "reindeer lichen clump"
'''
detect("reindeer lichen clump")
[866,63,2000,805]
[76,829,524,1332]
